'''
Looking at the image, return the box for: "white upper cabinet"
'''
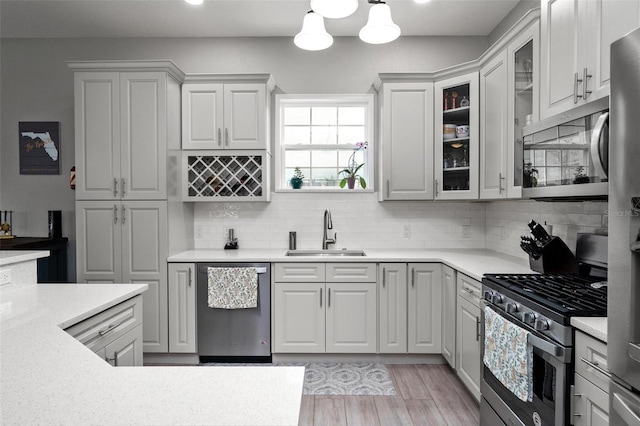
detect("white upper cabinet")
[379,81,434,200]
[540,0,640,118]
[73,65,181,200]
[181,75,274,150]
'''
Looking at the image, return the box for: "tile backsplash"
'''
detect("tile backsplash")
[193,194,608,260]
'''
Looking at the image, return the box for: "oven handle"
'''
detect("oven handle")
[483,303,571,363]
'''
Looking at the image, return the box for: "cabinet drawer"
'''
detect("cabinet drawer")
[274,263,325,282]
[573,373,609,425]
[575,330,609,392]
[65,295,143,352]
[326,263,376,282]
[457,273,481,305]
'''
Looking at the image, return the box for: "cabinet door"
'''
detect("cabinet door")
[120,72,167,200]
[121,201,168,353]
[381,82,434,200]
[76,201,122,283]
[408,263,442,354]
[274,282,325,353]
[480,51,509,200]
[379,263,407,353]
[441,265,456,367]
[168,263,196,353]
[181,83,224,149]
[104,325,144,367]
[74,72,120,200]
[457,296,481,401]
[540,0,581,118]
[326,283,377,353]
[224,83,267,150]
[573,373,609,426]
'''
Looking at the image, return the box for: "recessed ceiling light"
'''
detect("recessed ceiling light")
[414,0,432,3]
[184,0,203,5]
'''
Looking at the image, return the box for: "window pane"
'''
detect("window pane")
[285,150,311,167]
[534,150,545,166]
[312,107,337,125]
[337,126,365,144]
[284,126,311,145]
[312,150,338,167]
[284,107,310,125]
[311,126,337,144]
[546,150,561,166]
[311,168,339,186]
[338,107,365,125]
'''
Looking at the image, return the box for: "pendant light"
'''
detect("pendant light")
[359,0,401,45]
[294,11,334,51]
[310,0,358,19]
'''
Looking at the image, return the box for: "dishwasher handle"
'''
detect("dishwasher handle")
[198,266,268,274]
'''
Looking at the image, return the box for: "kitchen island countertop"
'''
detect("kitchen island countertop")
[168,248,533,282]
[0,283,304,426]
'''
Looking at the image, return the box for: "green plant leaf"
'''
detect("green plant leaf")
[339,179,347,188]
[359,177,367,189]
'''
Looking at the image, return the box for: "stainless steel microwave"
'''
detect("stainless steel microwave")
[522,96,609,199]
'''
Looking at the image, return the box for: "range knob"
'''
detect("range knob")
[534,318,550,331]
[523,312,537,324]
[491,293,504,304]
[483,291,493,301]
[506,302,519,314]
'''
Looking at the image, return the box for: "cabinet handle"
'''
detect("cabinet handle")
[498,172,505,194]
[114,178,118,196]
[382,267,386,288]
[386,180,390,198]
[328,288,331,308]
[320,288,323,307]
[98,322,121,336]
[411,268,415,288]
[574,72,583,104]
[580,356,611,378]
[570,385,583,418]
[121,205,126,224]
[435,179,439,197]
[475,316,481,341]
[463,287,474,294]
[583,68,592,100]
[218,128,222,146]
[225,128,229,146]
[113,204,118,224]
[188,267,192,287]
[121,178,126,197]
[105,354,117,365]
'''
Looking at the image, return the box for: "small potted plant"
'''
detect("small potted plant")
[523,162,538,188]
[339,141,368,189]
[573,165,590,184]
[290,167,304,189]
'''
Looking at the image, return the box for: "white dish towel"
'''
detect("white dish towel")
[207,267,258,309]
[483,306,533,402]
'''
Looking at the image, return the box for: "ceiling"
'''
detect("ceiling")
[0,0,520,38]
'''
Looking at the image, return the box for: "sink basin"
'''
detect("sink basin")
[285,249,366,257]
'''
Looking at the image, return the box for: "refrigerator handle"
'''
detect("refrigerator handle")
[590,111,609,180]
[613,392,640,426]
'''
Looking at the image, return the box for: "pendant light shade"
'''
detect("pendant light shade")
[359,2,401,44]
[294,11,333,51]
[310,0,358,19]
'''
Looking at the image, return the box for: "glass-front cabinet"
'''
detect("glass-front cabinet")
[434,72,479,200]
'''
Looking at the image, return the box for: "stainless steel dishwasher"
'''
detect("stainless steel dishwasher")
[196,262,271,363]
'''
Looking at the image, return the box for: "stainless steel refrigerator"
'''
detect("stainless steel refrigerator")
[609,26,640,425]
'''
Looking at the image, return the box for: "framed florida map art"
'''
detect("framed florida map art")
[19,121,60,174]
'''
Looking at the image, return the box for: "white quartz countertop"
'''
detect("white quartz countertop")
[168,248,533,281]
[571,317,608,342]
[0,283,304,425]
[0,249,49,266]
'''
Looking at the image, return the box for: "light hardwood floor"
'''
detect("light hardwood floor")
[298,364,479,426]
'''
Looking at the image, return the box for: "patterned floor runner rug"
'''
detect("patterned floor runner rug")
[302,362,396,396]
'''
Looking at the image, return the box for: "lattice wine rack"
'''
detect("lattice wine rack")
[182,151,270,201]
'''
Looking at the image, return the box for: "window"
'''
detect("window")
[275,94,374,191]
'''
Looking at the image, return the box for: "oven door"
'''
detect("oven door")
[480,303,570,426]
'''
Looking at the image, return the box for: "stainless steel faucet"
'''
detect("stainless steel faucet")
[322,209,336,249]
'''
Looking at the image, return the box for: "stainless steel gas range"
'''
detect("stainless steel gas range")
[480,234,608,426]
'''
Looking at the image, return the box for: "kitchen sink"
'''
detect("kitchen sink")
[285,249,367,257]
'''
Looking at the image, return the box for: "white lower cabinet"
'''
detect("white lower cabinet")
[379,263,442,354]
[456,273,482,401]
[572,330,609,425]
[65,295,144,366]
[441,265,456,367]
[168,263,196,353]
[273,263,377,353]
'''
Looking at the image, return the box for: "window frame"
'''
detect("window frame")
[274,93,375,192]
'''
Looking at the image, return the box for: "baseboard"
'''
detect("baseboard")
[144,353,199,365]
[272,353,446,364]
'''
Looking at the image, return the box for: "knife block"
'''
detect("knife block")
[529,236,579,274]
